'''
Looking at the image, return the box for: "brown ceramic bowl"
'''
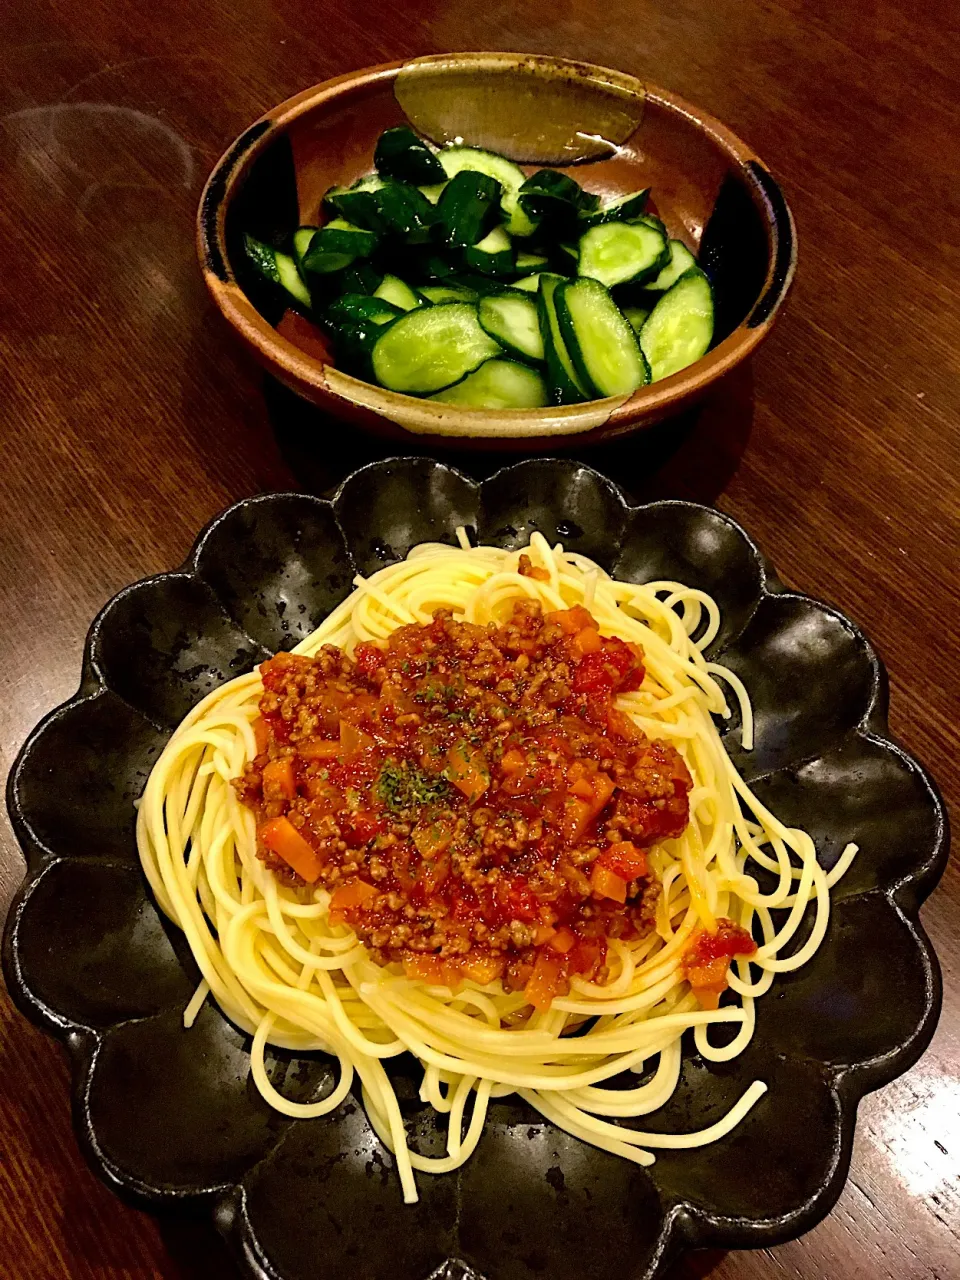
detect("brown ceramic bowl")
[198,52,796,449]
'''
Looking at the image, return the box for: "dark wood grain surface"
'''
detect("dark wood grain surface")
[2,1,958,1277]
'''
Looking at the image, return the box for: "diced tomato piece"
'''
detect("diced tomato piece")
[353,642,385,679]
[259,816,323,882]
[590,862,628,903]
[444,742,490,803]
[568,935,605,977]
[523,951,567,1010]
[329,879,379,915]
[598,841,647,881]
[573,651,615,695]
[343,810,384,846]
[686,956,730,1010]
[262,757,296,801]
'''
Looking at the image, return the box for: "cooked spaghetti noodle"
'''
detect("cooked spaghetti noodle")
[137,532,856,1202]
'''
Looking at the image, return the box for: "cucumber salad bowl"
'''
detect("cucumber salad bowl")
[198,53,796,448]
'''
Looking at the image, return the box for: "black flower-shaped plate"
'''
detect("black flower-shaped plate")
[3,458,948,1280]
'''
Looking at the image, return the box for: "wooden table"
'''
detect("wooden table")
[2,2,958,1277]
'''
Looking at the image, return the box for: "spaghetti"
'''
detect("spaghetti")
[137,532,856,1202]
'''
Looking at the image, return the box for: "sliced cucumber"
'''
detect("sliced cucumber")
[244,234,312,308]
[639,267,715,382]
[580,189,650,228]
[556,278,649,397]
[371,303,502,393]
[419,182,447,204]
[513,273,544,293]
[292,227,319,273]
[374,181,438,243]
[303,219,378,275]
[518,170,598,231]
[438,146,538,238]
[515,250,550,271]
[577,220,669,289]
[323,176,386,231]
[463,224,514,277]
[375,126,446,184]
[436,170,502,247]
[622,304,651,334]
[329,261,383,297]
[374,275,424,311]
[537,274,590,404]
[478,291,545,363]
[430,358,548,408]
[418,283,478,303]
[647,239,698,292]
[327,294,402,329]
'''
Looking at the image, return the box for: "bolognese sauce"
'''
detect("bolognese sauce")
[235,597,698,1008]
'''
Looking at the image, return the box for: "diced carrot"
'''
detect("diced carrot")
[523,951,567,1010]
[253,716,271,755]
[404,954,463,987]
[299,737,342,761]
[259,816,323,882]
[548,926,577,954]
[686,955,730,1010]
[571,625,603,657]
[444,742,490,803]
[532,924,557,946]
[598,841,647,880]
[545,605,596,634]
[460,950,506,985]
[590,862,628,903]
[412,818,454,859]
[563,770,616,842]
[262,757,296,801]
[500,748,526,775]
[562,797,593,844]
[339,719,374,760]
[329,878,379,915]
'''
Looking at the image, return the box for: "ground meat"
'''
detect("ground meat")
[235,600,692,1002]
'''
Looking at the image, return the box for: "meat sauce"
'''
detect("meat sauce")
[235,596,698,1009]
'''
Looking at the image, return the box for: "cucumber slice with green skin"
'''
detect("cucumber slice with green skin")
[436,170,503,247]
[430,358,548,408]
[244,234,312,308]
[512,273,544,293]
[303,219,378,274]
[536,274,590,404]
[515,250,549,271]
[556,277,650,397]
[419,182,447,204]
[374,181,438,243]
[438,147,538,238]
[646,239,698,292]
[518,170,598,232]
[374,127,446,184]
[478,291,545,363]
[639,267,715,382]
[463,224,515,277]
[371,303,502,393]
[622,304,651,335]
[323,177,387,231]
[326,294,403,329]
[292,227,319,273]
[577,220,669,289]
[418,283,478,303]
[374,275,425,311]
[328,262,383,297]
[580,189,650,228]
